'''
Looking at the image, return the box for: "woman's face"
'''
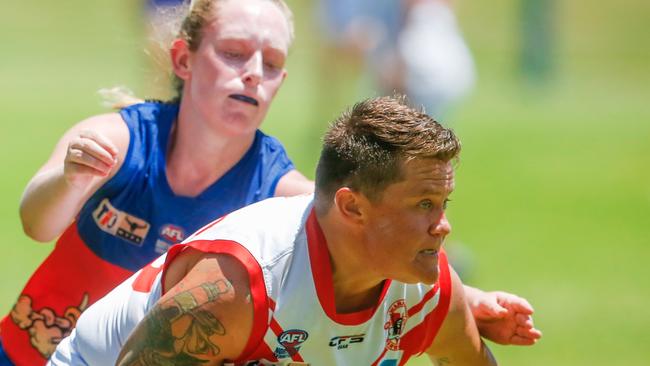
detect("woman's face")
[182,0,291,136]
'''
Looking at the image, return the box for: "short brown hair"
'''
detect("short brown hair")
[314,95,461,212]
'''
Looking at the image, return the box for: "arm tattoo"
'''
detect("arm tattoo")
[118,279,233,366]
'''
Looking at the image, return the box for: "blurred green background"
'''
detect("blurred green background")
[1,0,649,365]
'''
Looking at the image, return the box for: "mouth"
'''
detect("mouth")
[229,94,259,106]
[418,249,439,257]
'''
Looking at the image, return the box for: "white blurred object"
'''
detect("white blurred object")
[398,1,476,117]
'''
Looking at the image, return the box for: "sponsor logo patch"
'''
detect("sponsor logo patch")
[384,299,408,351]
[155,224,186,253]
[160,224,185,242]
[274,329,309,359]
[329,334,365,349]
[92,198,150,246]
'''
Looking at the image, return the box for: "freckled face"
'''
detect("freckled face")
[361,159,454,285]
[184,0,291,136]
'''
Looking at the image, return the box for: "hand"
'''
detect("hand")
[64,130,118,189]
[469,290,542,346]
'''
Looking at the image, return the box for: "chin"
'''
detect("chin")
[416,269,440,285]
[221,116,261,136]
[394,270,439,285]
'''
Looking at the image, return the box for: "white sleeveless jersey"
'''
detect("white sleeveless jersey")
[49,195,451,366]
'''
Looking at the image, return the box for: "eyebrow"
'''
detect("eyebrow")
[217,36,288,54]
[413,183,454,197]
[413,187,444,197]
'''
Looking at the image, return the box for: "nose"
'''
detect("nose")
[242,51,263,87]
[430,212,452,237]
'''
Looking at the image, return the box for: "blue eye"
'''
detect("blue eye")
[418,200,433,209]
[264,62,279,71]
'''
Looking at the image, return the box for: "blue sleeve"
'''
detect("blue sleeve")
[258,133,295,198]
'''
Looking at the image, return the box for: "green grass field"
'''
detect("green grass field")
[1,1,649,364]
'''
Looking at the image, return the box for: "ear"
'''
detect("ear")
[333,187,366,225]
[170,39,192,81]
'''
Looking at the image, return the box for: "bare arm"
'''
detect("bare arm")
[274,169,315,196]
[426,267,497,366]
[117,251,253,365]
[19,113,129,242]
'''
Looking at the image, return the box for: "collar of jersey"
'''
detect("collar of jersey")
[306,209,392,325]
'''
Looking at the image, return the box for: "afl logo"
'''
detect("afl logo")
[384,299,408,351]
[274,329,309,359]
[160,224,185,243]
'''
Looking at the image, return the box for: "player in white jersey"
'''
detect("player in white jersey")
[50,96,540,365]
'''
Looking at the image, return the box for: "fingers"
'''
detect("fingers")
[516,314,542,337]
[480,300,509,319]
[514,313,543,344]
[515,313,533,327]
[64,130,120,188]
[509,335,537,346]
[79,130,119,157]
[468,290,508,320]
[514,324,543,343]
[66,131,118,176]
[495,291,535,315]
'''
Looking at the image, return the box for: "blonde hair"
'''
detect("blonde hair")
[102,0,295,109]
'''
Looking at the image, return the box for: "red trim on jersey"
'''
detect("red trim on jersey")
[267,316,306,362]
[306,210,392,325]
[417,250,451,355]
[269,315,284,337]
[239,341,278,364]
[160,240,269,363]
[131,262,164,292]
[407,283,440,317]
[370,251,452,366]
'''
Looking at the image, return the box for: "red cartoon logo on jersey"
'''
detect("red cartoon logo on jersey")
[92,198,150,246]
[10,294,89,359]
[384,299,409,351]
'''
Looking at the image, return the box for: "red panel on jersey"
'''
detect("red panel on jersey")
[0,224,133,366]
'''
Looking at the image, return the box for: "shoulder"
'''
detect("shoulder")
[274,170,314,196]
[154,249,258,361]
[255,131,293,164]
[117,249,256,364]
[62,112,130,163]
[257,130,287,150]
[71,112,128,137]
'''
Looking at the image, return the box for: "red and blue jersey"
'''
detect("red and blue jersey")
[0,102,295,366]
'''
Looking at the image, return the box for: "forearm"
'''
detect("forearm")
[463,284,481,302]
[430,340,497,366]
[20,166,91,242]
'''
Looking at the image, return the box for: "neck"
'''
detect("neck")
[166,102,256,197]
[316,211,385,314]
